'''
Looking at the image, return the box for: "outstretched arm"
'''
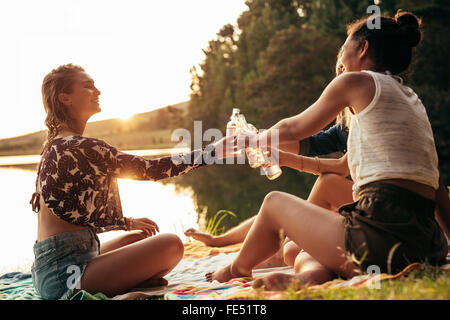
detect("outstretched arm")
[80,135,234,181]
[257,72,373,147]
[280,151,349,177]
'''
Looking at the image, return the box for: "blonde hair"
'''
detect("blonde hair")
[41,64,85,153]
[336,107,352,130]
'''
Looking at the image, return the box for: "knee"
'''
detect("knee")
[316,173,341,188]
[160,233,184,264]
[262,191,285,212]
[283,241,301,266]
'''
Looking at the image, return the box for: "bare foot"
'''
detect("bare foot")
[135,277,169,288]
[252,269,333,291]
[252,273,302,291]
[184,228,219,247]
[206,264,251,283]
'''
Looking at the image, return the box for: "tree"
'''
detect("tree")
[245,25,341,129]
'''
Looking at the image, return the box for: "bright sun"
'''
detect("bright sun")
[0,0,248,139]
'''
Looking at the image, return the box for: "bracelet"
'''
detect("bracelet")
[315,156,321,174]
[127,217,133,231]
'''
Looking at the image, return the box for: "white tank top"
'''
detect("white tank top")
[347,70,439,200]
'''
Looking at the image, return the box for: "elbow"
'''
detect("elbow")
[277,118,298,141]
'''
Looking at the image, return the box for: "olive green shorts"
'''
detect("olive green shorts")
[338,181,448,274]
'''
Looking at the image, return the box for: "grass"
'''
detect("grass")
[205,210,237,236]
[246,264,450,300]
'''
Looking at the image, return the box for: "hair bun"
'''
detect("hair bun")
[395,10,422,47]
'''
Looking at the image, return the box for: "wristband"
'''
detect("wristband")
[315,156,321,174]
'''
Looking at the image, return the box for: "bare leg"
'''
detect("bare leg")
[100,230,149,254]
[262,174,354,289]
[184,217,256,247]
[282,173,354,266]
[99,231,170,287]
[188,174,354,269]
[307,173,354,212]
[283,239,301,267]
[253,251,334,290]
[206,191,358,282]
[80,233,184,297]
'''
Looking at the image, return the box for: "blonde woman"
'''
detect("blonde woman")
[30,64,232,299]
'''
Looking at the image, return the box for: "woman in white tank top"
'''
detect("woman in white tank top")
[207,10,449,288]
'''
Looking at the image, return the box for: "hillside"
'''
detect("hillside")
[0,101,189,156]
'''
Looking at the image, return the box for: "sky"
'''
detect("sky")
[0,0,248,139]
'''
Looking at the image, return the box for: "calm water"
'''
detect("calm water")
[0,149,199,274]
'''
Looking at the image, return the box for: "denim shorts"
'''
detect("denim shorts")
[31,228,100,300]
[339,181,448,274]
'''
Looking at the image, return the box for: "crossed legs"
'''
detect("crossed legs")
[79,232,184,297]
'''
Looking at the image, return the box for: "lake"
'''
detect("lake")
[0,148,200,275]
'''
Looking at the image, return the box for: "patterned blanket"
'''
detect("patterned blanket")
[1,241,448,300]
[163,250,450,300]
[0,272,107,300]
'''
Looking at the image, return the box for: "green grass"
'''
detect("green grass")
[247,264,450,300]
[205,210,237,236]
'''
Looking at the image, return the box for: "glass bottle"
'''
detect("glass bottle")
[226,108,244,156]
[244,123,262,168]
[226,108,241,136]
[261,150,282,180]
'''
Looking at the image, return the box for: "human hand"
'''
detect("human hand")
[238,130,257,147]
[210,134,239,160]
[128,217,159,237]
[260,146,284,167]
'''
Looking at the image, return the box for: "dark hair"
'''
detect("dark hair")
[346,10,422,75]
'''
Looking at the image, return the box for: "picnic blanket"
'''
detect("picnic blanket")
[163,247,450,300]
[0,272,108,300]
[0,272,40,300]
[115,241,450,300]
[0,241,244,300]
[1,241,449,300]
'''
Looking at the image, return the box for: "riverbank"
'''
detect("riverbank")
[0,146,191,173]
[0,130,179,157]
[0,101,189,156]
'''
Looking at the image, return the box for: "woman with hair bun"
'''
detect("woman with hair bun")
[207,10,449,289]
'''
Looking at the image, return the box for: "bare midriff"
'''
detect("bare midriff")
[37,194,87,242]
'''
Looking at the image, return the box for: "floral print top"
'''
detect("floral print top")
[30,135,214,233]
